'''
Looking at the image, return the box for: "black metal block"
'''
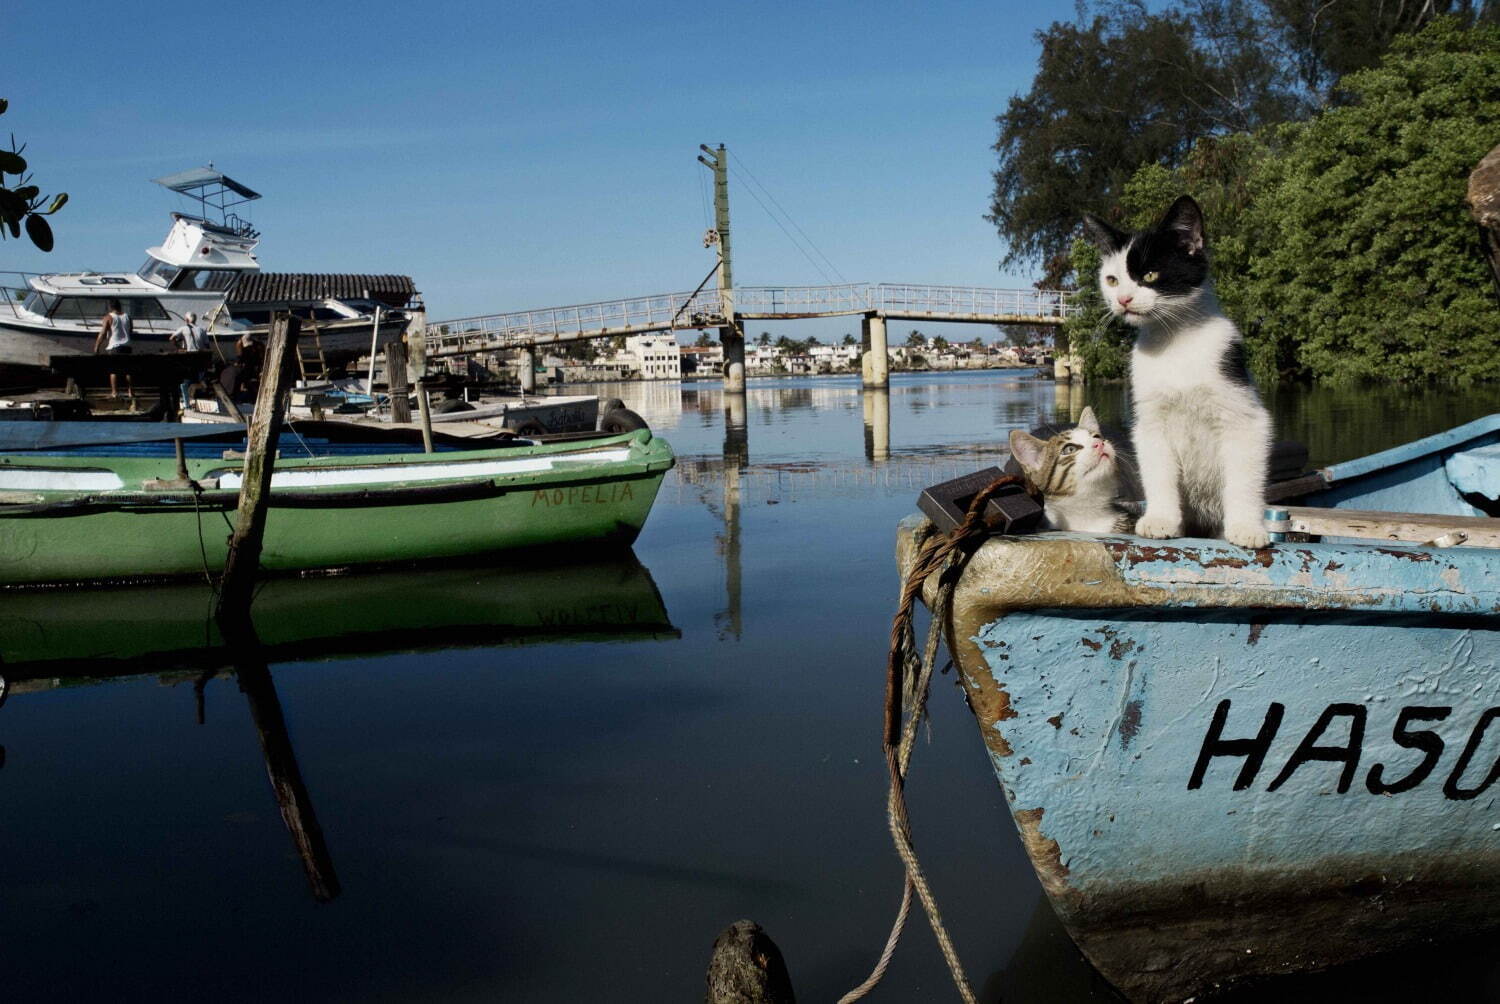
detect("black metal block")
[918,467,1044,536]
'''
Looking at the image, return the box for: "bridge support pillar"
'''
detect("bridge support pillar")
[721,319,746,394]
[518,346,537,394]
[860,314,889,389]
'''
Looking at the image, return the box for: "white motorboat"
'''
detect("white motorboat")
[0,167,261,374]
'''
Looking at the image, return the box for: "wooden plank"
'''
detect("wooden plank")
[218,314,300,613]
[1273,505,1500,547]
[1265,473,1328,502]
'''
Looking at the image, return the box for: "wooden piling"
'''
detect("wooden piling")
[218,313,300,615]
[706,920,795,1004]
[386,339,412,423]
[415,377,435,454]
[218,612,341,902]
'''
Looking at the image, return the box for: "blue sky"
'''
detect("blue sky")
[6,0,1075,339]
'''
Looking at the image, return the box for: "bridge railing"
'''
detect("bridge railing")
[733,283,871,316]
[427,281,1079,350]
[429,287,723,349]
[876,283,1076,319]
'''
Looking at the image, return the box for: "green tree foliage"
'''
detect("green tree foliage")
[1265,0,1494,97]
[1250,18,1500,383]
[0,99,67,252]
[1113,18,1500,384]
[841,333,857,346]
[931,334,950,352]
[693,331,713,348]
[905,329,926,347]
[989,1,1300,283]
[1062,237,1133,379]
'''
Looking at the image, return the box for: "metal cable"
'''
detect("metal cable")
[727,150,849,284]
[727,165,838,286]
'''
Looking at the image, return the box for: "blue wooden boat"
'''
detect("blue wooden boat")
[898,414,1500,1002]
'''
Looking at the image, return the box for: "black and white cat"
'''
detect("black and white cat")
[1083,196,1271,549]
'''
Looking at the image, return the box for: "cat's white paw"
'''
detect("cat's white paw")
[1135,513,1183,539]
[1224,521,1270,549]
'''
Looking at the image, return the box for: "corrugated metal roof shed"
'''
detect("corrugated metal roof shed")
[230,273,419,309]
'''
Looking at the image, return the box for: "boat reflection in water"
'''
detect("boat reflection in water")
[0,553,676,901]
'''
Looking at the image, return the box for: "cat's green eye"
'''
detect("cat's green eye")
[1104,276,1118,287]
[1143,270,1160,283]
[1062,444,1082,454]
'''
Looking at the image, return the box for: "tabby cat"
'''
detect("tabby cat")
[1083,195,1272,549]
[1008,406,1135,534]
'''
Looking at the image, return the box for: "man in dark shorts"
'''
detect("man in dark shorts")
[92,299,133,399]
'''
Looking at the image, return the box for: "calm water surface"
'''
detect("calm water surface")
[3,371,1500,1002]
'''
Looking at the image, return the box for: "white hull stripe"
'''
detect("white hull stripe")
[0,469,126,491]
[217,448,634,490]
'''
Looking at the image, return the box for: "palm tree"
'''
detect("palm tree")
[905,330,926,348]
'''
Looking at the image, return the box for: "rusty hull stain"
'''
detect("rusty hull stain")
[1047,713,1064,730]
[1376,547,1434,562]
[961,669,1017,758]
[1013,807,1072,899]
[1118,700,1142,749]
[1105,540,1275,570]
[1246,618,1267,646]
[1080,636,1103,651]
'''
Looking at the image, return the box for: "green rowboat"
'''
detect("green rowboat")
[0,421,675,586]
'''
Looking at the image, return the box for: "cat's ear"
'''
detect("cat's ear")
[1078,406,1100,434]
[1009,429,1047,474]
[1081,214,1128,252]
[1161,196,1206,256]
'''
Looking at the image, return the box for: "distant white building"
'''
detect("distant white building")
[624,334,681,380]
[680,343,723,376]
[809,344,859,372]
[747,343,778,374]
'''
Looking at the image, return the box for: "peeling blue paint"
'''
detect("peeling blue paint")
[1105,536,1500,615]
[971,606,1500,894]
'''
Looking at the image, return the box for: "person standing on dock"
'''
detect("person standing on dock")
[172,311,210,405]
[92,299,133,399]
[171,311,209,352]
[233,332,265,397]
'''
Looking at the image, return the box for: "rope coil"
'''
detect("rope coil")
[842,474,1034,1004]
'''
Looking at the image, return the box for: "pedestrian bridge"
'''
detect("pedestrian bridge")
[427,282,1075,357]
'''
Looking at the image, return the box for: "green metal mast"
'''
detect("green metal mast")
[698,144,732,311]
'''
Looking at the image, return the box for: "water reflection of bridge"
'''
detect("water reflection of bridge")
[669,449,1011,504]
[670,378,1094,640]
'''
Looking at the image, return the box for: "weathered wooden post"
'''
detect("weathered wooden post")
[386,338,412,423]
[415,377,436,454]
[218,313,299,615]
[218,613,341,902]
[705,920,795,1004]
